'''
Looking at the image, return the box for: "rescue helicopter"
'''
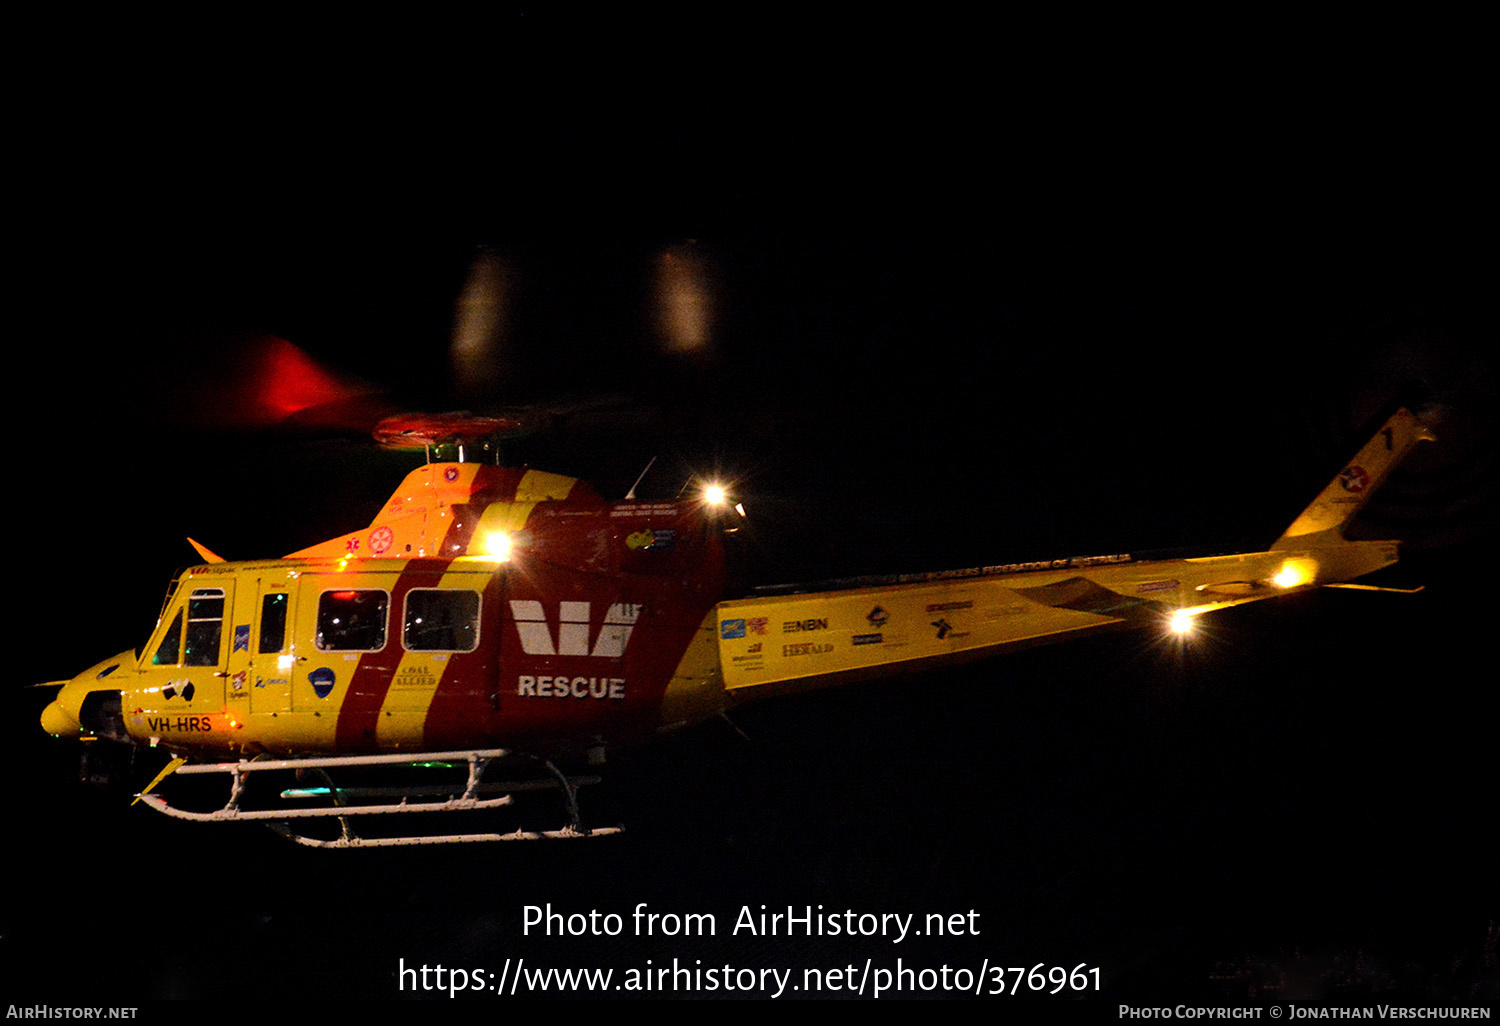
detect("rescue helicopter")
[38,393,1434,848]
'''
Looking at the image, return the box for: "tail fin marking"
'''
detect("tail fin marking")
[1271,408,1434,550]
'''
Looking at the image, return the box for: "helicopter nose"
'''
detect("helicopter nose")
[41,697,82,738]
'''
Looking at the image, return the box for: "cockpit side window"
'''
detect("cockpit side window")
[151,610,184,666]
[183,589,226,666]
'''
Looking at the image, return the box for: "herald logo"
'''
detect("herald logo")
[508,601,642,657]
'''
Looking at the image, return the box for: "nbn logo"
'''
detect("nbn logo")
[508,601,641,657]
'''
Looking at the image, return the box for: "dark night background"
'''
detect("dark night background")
[4,23,1495,1010]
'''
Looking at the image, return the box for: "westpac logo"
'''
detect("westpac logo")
[508,600,642,658]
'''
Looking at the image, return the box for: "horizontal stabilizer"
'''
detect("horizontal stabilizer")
[187,538,226,563]
[1324,583,1425,594]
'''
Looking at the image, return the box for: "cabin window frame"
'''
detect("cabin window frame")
[259,591,290,654]
[314,588,390,652]
[402,588,483,653]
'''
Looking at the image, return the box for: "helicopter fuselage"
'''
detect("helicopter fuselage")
[43,462,730,758]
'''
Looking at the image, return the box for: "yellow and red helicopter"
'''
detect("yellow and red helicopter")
[38,395,1433,847]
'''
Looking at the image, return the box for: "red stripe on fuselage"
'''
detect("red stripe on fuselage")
[331,502,499,750]
[333,558,451,750]
[433,502,487,559]
[421,573,504,749]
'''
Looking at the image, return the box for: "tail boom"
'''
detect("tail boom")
[712,408,1431,705]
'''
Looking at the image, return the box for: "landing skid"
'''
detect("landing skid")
[135,748,622,847]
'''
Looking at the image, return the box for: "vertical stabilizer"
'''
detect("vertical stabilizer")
[1271,407,1435,550]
